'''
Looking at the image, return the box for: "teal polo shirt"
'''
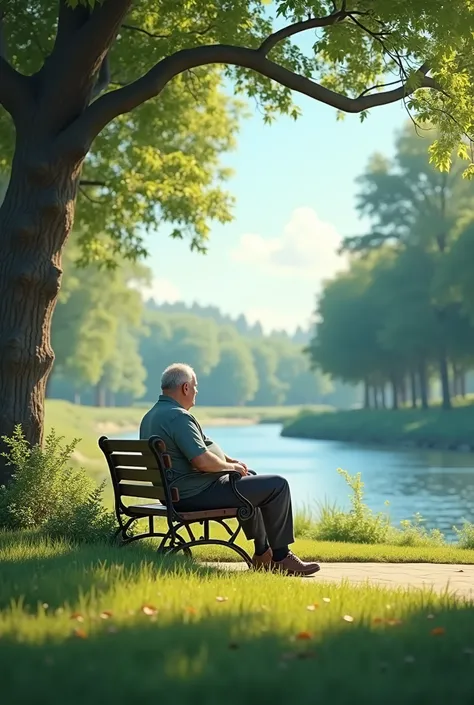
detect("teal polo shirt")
[139,395,225,500]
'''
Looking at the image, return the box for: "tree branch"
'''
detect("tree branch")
[258,8,349,55]
[80,180,106,187]
[91,53,111,99]
[121,22,215,41]
[0,7,32,120]
[53,0,91,52]
[64,43,442,152]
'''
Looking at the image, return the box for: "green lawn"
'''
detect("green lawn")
[1,531,473,705]
[283,404,474,450]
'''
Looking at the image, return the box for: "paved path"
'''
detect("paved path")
[212,562,474,600]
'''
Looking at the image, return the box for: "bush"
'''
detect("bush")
[307,469,391,544]
[388,513,446,547]
[453,520,474,549]
[0,426,115,543]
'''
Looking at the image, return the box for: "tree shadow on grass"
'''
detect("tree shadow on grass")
[0,530,236,611]
[1,605,474,705]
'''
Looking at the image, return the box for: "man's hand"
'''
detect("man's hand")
[227,457,248,471]
[231,463,248,477]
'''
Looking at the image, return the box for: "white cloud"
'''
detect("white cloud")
[231,207,348,281]
[138,277,181,304]
[244,306,313,335]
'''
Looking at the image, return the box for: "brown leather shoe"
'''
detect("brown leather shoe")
[272,551,320,576]
[252,547,273,571]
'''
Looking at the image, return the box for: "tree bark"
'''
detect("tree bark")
[418,360,429,410]
[0,132,79,483]
[439,353,451,410]
[410,370,417,408]
[380,385,386,409]
[460,370,466,398]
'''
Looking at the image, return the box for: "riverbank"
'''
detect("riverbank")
[44,400,325,474]
[282,405,474,452]
[2,533,474,705]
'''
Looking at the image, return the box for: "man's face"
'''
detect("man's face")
[182,373,198,409]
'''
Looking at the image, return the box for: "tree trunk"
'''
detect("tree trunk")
[398,377,407,407]
[391,377,399,411]
[418,360,429,410]
[439,354,451,410]
[364,379,370,409]
[108,391,116,407]
[380,385,386,409]
[460,370,466,398]
[0,136,79,483]
[410,370,417,408]
[372,386,379,410]
[95,380,107,408]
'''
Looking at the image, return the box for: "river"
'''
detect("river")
[123,422,474,539]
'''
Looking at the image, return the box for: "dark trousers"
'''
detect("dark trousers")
[175,474,294,549]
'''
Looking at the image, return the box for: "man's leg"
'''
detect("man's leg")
[175,474,319,575]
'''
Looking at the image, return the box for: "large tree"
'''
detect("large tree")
[343,124,474,408]
[1,0,474,481]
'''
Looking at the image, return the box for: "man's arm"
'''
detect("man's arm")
[192,451,246,475]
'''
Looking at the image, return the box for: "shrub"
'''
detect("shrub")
[453,520,474,549]
[388,513,446,547]
[0,426,115,543]
[310,469,391,544]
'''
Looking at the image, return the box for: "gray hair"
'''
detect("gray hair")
[161,363,195,391]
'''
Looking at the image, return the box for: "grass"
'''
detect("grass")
[282,403,474,450]
[1,531,474,705]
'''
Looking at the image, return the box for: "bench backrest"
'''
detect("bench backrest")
[98,436,179,505]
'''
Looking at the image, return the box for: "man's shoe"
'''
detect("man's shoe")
[252,547,273,571]
[272,551,320,576]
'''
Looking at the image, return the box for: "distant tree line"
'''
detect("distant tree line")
[49,242,359,409]
[307,124,474,411]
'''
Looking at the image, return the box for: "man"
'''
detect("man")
[140,362,320,576]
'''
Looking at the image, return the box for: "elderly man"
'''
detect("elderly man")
[140,362,320,576]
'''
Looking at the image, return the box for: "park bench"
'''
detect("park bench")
[99,435,255,567]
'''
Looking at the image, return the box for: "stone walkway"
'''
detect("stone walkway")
[214,562,474,600]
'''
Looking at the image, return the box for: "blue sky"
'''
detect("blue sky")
[142,91,410,333]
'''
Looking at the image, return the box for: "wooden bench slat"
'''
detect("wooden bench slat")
[119,483,166,501]
[112,452,158,468]
[116,468,162,482]
[104,439,150,452]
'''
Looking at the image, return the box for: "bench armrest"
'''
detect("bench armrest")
[227,471,256,521]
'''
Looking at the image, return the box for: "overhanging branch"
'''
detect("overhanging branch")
[258,8,349,55]
[65,43,442,150]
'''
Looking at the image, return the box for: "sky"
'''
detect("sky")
[141,90,412,333]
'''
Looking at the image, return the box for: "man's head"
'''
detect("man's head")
[161,363,198,410]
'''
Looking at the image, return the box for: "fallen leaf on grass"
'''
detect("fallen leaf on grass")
[372,617,383,624]
[343,615,354,623]
[185,607,197,615]
[42,603,49,610]
[70,613,84,623]
[142,605,158,616]
[386,619,403,627]
[427,614,435,620]
[216,596,228,603]
[73,628,87,639]
[100,611,113,620]
[322,597,331,603]
[306,604,319,611]
[295,631,312,640]
[431,627,445,636]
